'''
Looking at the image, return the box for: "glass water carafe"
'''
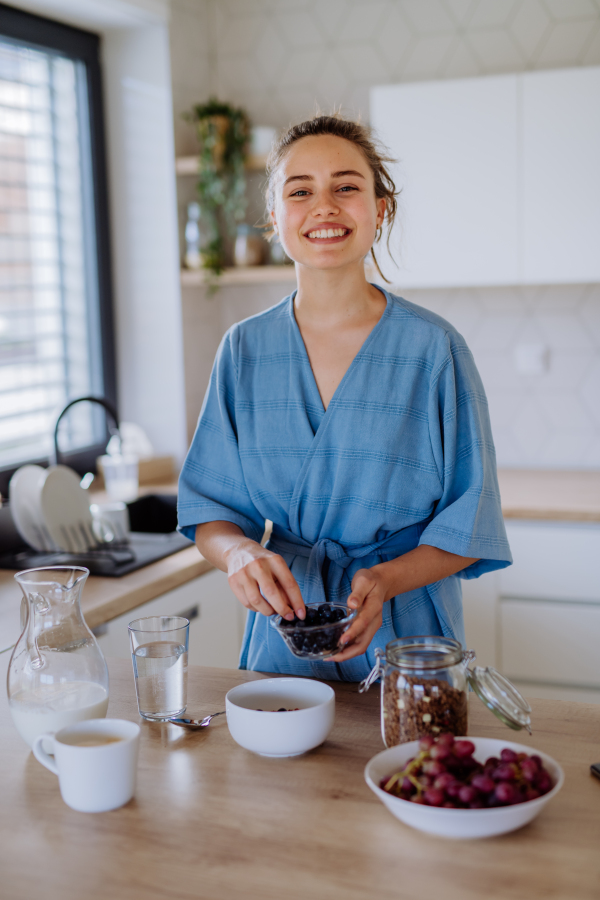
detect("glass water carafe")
[7,566,109,748]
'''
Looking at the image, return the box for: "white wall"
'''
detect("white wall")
[102,25,187,460]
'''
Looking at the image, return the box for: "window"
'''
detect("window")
[0,3,115,495]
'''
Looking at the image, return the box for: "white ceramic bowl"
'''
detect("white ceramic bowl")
[365,737,564,839]
[225,677,335,757]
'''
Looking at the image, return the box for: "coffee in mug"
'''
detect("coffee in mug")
[62,734,124,747]
[32,718,140,812]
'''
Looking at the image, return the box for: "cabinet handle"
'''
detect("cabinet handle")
[177,605,200,622]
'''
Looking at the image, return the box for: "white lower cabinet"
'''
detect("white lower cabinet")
[463,521,600,704]
[94,569,247,669]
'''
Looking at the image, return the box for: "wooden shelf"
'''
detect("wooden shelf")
[176,153,267,175]
[180,265,296,287]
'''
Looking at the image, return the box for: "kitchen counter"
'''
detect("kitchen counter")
[498,469,600,522]
[1,659,599,900]
[0,547,212,652]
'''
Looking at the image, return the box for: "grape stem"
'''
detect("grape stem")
[382,749,429,796]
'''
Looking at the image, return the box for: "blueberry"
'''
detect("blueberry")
[305,607,319,626]
[318,603,333,622]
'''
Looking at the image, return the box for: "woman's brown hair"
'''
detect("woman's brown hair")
[264,114,399,281]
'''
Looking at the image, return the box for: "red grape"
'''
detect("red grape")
[494,782,518,804]
[446,781,462,799]
[492,763,517,781]
[535,772,552,793]
[520,759,538,782]
[458,785,478,804]
[453,740,475,758]
[430,744,452,761]
[433,772,457,791]
[471,773,495,794]
[423,759,446,776]
[424,788,445,807]
[380,735,554,809]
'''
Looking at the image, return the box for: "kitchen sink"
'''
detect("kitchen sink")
[0,494,193,576]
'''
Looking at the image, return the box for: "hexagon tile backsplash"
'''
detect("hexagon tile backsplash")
[400,283,600,469]
[202,0,600,133]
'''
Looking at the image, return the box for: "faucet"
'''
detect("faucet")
[52,396,120,471]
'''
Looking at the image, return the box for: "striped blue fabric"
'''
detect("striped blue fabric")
[178,289,512,682]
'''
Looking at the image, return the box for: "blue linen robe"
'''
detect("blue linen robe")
[178,289,512,681]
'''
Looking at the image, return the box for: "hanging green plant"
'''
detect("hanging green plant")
[184,98,250,276]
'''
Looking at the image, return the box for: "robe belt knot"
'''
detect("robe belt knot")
[268,526,417,607]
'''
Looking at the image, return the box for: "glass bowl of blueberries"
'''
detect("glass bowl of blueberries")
[270,603,356,659]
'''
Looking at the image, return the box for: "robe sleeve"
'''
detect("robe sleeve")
[418,332,512,578]
[177,327,265,544]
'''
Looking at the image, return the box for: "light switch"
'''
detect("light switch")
[513,343,549,375]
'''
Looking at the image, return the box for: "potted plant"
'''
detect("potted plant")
[184,98,250,276]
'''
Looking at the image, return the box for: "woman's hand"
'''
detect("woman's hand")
[326,567,389,663]
[195,521,305,621]
[226,539,306,621]
[326,546,480,663]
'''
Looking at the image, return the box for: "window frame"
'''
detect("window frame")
[0,1,116,497]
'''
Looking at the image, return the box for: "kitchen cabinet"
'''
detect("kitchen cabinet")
[522,67,600,284]
[95,568,246,669]
[371,74,519,288]
[462,520,600,703]
[371,66,600,287]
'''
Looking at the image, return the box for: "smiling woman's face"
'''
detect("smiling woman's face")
[271,134,386,272]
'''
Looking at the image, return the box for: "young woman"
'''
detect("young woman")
[178,115,511,681]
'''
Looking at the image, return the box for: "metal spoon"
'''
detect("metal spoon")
[167,711,226,728]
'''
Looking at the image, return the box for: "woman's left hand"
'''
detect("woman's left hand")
[326,567,389,663]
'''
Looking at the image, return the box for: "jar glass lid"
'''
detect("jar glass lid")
[467,666,532,733]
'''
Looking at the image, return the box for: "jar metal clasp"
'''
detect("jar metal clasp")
[463,649,476,670]
[358,647,385,693]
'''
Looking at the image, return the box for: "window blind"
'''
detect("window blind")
[0,36,103,469]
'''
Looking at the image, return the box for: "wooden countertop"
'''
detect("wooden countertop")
[0,547,212,653]
[1,659,599,900]
[498,469,600,522]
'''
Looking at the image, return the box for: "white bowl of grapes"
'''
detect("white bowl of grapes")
[364,733,564,839]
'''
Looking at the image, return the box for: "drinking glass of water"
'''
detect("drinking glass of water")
[128,616,189,720]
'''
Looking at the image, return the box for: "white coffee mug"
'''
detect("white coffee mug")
[32,718,140,812]
[90,501,130,542]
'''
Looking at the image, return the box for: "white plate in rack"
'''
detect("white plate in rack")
[40,465,96,553]
[9,465,55,551]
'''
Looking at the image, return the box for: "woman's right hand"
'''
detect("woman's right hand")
[225,539,306,621]
[195,522,305,621]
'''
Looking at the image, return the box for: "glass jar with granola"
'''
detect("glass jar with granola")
[360,636,532,748]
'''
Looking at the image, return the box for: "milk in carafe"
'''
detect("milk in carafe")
[9,682,109,747]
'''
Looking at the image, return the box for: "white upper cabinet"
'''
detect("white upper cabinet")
[522,67,600,285]
[371,67,600,288]
[371,75,519,288]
